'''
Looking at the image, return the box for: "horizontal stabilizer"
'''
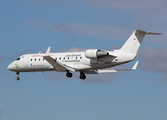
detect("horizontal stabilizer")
[145,32,162,35]
[134,29,162,35]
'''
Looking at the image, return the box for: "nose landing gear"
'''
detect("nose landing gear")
[16,72,20,80]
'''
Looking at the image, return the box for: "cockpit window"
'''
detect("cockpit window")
[16,58,20,60]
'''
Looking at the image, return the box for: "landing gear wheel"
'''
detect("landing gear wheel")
[80,75,86,80]
[80,72,86,80]
[16,72,20,80]
[16,77,20,80]
[66,72,73,78]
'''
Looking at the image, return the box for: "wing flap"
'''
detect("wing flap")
[56,61,76,72]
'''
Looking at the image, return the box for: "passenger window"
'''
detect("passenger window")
[76,57,77,59]
[39,59,40,61]
[55,58,57,60]
[35,59,36,61]
[30,59,32,61]
[43,58,45,61]
[64,57,65,60]
[68,57,69,59]
[59,57,61,60]
[80,57,82,59]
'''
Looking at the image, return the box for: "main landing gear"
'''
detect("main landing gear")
[16,72,20,80]
[66,71,86,80]
[66,71,73,78]
[80,72,86,80]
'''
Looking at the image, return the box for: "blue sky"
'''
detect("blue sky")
[1,0,167,120]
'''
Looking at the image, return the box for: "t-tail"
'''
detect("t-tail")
[120,29,162,54]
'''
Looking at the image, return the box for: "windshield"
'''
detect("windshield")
[15,57,20,60]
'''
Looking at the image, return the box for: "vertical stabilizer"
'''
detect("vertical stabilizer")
[120,29,161,54]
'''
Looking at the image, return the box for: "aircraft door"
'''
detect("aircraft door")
[23,55,30,67]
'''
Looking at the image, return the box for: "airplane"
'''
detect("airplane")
[7,29,161,80]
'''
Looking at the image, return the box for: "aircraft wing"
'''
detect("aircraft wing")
[43,47,76,72]
[86,61,139,74]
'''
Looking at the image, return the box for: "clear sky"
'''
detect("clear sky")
[1,0,167,120]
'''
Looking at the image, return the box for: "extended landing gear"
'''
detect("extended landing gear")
[66,71,73,78]
[16,72,20,80]
[80,72,86,80]
[66,71,86,80]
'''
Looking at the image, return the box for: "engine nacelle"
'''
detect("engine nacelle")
[85,49,109,59]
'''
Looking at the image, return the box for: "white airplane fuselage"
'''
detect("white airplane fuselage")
[7,51,136,72]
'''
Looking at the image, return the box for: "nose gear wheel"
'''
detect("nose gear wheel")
[16,72,20,80]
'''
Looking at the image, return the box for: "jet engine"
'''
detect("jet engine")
[85,49,109,59]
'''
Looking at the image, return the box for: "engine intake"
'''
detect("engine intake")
[85,49,109,59]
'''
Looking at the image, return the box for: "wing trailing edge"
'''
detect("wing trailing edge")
[86,61,139,74]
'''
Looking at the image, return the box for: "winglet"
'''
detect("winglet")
[46,47,51,55]
[132,61,139,70]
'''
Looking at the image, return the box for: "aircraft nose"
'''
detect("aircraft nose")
[7,64,13,71]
